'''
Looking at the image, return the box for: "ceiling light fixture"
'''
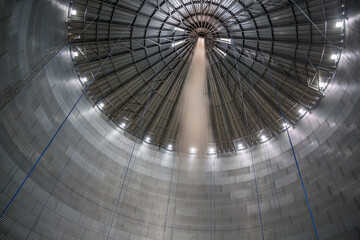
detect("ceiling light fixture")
[81,77,87,83]
[216,47,227,57]
[168,144,173,149]
[238,144,243,149]
[174,27,185,32]
[261,135,267,141]
[98,103,104,109]
[72,52,79,57]
[209,148,215,154]
[335,21,343,28]
[145,137,151,142]
[218,38,231,44]
[120,122,126,128]
[172,40,184,47]
[331,54,338,60]
[319,81,326,88]
[190,147,196,153]
[71,9,77,15]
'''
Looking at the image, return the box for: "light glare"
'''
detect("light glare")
[218,38,231,44]
[335,21,343,28]
[174,27,185,32]
[71,9,77,15]
[331,54,338,60]
[172,40,184,47]
[190,147,196,153]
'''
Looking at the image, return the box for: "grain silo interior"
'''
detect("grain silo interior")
[0,0,359,239]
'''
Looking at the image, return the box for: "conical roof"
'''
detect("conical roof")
[68,0,344,152]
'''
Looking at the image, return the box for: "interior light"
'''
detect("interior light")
[209,148,215,154]
[216,47,227,57]
[81,77,87,83]
[218,38,231,44]
[283,122,289,128]
[331,54,338,60]
[73,52,79,57]
[238,144,243,149]
[319,81,326,88]
[299,108,304,114]
[335,21,343,28]
[261,135,267,141]
[168,144,173,149]
[190,147,196,153]
[71,9,77,15]
[98,103,105,109]
[172,40,184,47]
[174,27,185,32]
[145,137,151,142]
[120,122,126,128]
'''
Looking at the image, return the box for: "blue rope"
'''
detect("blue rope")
[0,86,77,196]
[228,29,265,240]
[237,45,288,239]
[0,23,131,219]
[0,0,117,120]
[256,42,320,239]
[106,45,165,240]
[264,145,287,240]
[0,43,102,197]
[25,103,97,239]
[297,48,359,236]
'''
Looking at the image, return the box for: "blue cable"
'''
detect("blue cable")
[0,86,77,196]
[0,40,103,197]
[0,23,131,219]
[290,51,359,236]
[106,45,165,240]
[25,103,97,239]
[0,0,118,206]
[237,44,288,239]
[228,28,265,240]
[0,0,117,120]
[256,41,320,239]
[264,145,287,240]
